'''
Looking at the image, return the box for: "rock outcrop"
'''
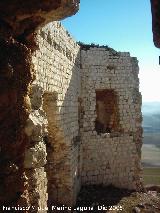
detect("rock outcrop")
[150,0,160,48]
[0,0,79,210]
[0,0,79,38]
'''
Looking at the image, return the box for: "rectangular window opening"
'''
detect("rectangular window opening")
[95,89,119,134]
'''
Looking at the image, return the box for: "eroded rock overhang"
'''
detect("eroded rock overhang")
[0,0,79,38]
[0,0,79,208]
[150,0,160,48]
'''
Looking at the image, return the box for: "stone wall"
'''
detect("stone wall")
[24,23,143,209]
[30,21,81,207]
[80,46,143,190]
[24,85,48,212]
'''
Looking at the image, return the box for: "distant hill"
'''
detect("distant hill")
[142,102,160,132]
[142,102,160,147]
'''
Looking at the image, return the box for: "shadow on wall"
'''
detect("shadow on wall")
[95,89,120,134]
[41,48,82,207]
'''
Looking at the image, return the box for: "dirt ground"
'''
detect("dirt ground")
[75,185,160,213]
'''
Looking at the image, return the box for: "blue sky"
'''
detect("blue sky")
[62,0,160,102]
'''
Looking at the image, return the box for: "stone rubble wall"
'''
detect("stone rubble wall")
[30,21,81,207]
[24,85,48,212]
[25,22,143,208]
[80,47,143,190]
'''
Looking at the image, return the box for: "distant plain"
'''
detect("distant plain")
[142,102,160,185]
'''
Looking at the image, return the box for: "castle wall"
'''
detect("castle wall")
[80,46,143,190]
[25,22,143,208]
[25,22,81,207]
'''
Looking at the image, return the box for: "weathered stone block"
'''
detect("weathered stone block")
[24,142,47,169]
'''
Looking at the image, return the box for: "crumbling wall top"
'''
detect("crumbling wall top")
[78,42,132,58]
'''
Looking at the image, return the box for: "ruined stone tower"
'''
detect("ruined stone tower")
[0,1,143,211]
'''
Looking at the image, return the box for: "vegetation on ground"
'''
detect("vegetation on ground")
[143,167,160,185]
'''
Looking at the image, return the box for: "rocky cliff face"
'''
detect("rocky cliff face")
[0,30,34,209]
[150,0,160,48]
[0,0,79,37]
[0,0,79,210]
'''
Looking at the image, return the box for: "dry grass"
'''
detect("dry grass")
[143,167,160,185]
